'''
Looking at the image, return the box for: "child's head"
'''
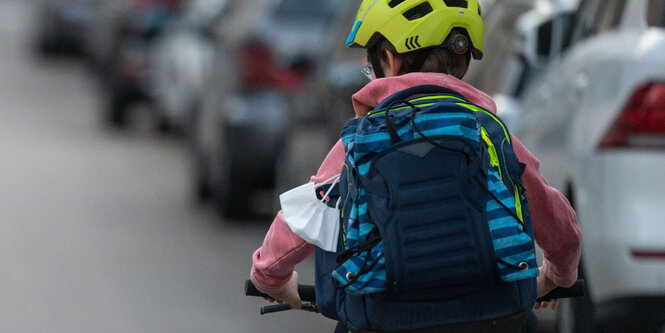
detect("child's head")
[347,0,485,79]
[371,29,471,79]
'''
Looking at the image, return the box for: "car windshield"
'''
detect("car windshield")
[647,0,665,26]
[274,0,339,22]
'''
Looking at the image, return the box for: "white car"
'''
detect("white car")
[192,0,343,218]
[513,0,665,331]
[464,0,535,97]
[492,0,578,132]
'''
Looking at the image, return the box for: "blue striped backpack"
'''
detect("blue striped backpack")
[314,85,539,332]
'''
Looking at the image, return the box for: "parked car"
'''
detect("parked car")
[96,0,183,127]
[148,0,228,133]
[274,0,368,195]
[191,0,342,218]
[34,0,99,56]
[464,0,535,97]
[490,0,578,132]
[509,0,665,331]
[84,0,127,77]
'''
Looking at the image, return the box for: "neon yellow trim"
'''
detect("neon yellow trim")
[368,94,465,117]
[368,103,435,117]
[409,95,466,103]
[457,103,511,144]
[500,138,517,193]
[341,163,351,244]
[514,185,524,226]
[480,127,501,179]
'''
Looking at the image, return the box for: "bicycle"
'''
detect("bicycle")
[245,279,586,315]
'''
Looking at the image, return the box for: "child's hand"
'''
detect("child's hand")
[535,267,559,310]
[266,271,302,309]
[534,299,559,310]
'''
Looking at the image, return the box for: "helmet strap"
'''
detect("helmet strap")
[368,47,385,79]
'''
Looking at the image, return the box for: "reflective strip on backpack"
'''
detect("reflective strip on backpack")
[514,185,524,224]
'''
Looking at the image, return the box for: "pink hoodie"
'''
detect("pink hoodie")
[251,73,581,295]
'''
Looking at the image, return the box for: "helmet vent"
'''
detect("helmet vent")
[403,2,433,21]
[388,0,406,8]
[443,0,468,8]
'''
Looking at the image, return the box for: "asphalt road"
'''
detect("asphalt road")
[0,1,559,332]
[0,1,335,332]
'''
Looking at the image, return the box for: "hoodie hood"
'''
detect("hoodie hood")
[351,72,496,117]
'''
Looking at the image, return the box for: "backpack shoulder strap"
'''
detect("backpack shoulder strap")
[374,85,468,111]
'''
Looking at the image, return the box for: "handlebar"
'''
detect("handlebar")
[244,279,316,301]
[246,278,585,314]
[245,280,318,315]
[536,279,586,302]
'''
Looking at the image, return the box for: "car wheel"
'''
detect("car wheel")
[108,86,130,128]
[212,161,251,219]
[210,131,251,219]
[558,185,597,332]
[192,149,212,202]
[556,261,596,333]
[155,114,173,134]
[37,37,57,56]
[556,298,575,332]
[188,104,210,201]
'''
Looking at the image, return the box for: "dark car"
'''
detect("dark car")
[34,0,98,56]
[191,0,343,218]
[94,0,183,127]
[274,0,368,195]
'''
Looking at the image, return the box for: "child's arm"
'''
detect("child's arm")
[511,136,582,288]
[250,140,346,296]
[251,210,314,296]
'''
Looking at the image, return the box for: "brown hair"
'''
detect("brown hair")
[373,30,470,79]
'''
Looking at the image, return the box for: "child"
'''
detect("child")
[251,0,581,331]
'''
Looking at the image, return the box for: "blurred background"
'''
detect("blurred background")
[3,0,664,331]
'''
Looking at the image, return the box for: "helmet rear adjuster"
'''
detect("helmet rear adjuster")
[445,33,469,55]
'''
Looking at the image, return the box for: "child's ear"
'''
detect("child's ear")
[384,50,403,77]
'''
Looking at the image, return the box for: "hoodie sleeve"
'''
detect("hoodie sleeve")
[511,136,582,288]
[250,140,346,294]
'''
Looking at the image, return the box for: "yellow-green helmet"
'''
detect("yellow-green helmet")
[346,0,484,59]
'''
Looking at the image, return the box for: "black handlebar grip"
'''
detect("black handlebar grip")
[245,280,271,298]
[244,280,317,302]
[261,304,293,315]
[296,284,316,302]
[536,279,586,302]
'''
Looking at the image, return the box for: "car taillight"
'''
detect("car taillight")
[598,82,665,149]
[238,42,305,93]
